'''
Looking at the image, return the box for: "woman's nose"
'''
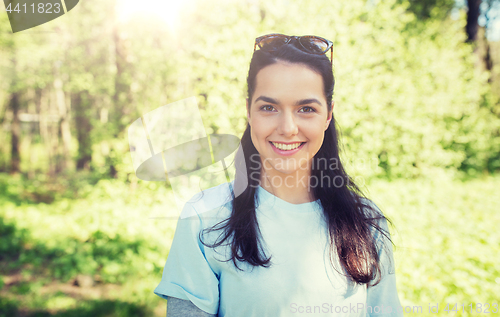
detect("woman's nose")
[277,112,298,136]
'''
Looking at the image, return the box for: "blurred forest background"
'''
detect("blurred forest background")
[0,0,499,316]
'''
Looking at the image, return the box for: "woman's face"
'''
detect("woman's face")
[247,62,332,180]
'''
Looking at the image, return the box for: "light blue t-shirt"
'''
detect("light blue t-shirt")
[154,183,403,316]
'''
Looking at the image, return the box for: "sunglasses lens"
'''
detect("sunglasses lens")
[258,35,288,50]
[300,37,329,53]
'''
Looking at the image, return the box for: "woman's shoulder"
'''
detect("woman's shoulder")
[358,197,384,218]
[179,181,234,222]
[358,196,391,236]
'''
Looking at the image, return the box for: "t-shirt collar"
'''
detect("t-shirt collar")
[255,185,321,213]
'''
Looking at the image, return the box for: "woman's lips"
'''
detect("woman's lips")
[269,141,306,156]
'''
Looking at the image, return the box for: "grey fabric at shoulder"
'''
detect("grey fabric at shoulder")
[167,297,217,317]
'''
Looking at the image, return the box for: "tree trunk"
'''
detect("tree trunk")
[9,92,21,174]
[54,70,72,172]
[110,22,132,177]
[483,37,493,75]
[112,24,132,135]
[466,0,481,43]
[37,88,56,175]
[73,91,92,171]
[476,27,494,82]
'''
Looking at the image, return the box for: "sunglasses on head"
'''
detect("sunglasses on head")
[254,33,333,66]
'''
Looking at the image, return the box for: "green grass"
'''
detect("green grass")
[0,172,176,316]
[367,175,500,316]
[1,172,499,316]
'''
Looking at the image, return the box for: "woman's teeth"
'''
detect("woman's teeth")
[271,142,303,151]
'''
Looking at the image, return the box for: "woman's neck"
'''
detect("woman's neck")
[259,169,315,205]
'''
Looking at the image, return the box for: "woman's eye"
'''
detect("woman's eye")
[260,105,275,112]
[299,106,316,113]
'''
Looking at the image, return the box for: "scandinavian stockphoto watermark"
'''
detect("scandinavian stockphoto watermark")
[248,153,374,190]
[128,97,244,219]
[128,97,377,219]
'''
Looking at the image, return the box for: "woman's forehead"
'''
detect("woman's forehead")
[252,62,326,105]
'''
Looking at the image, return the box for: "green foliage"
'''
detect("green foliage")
[400,0,457,20]
[2,173,500,316]
[0,218,27,261]
[0,173,172,315]
[0,174,173,283]
[368,175,500,313]
[2,0,499,315]
[1,0,499,179]
[0,297,19,317]
[1,298,150,317]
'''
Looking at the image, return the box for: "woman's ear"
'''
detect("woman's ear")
[325,101,334,130]
[246,98,251,125]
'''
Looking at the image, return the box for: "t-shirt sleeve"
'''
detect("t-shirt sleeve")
[366,207,403,317]
[154,202,220,315]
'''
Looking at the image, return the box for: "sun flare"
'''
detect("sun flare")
[116,0,193,30]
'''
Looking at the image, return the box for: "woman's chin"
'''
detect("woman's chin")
[263,167,309,178]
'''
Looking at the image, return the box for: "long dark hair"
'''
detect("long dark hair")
[201,43,392,286]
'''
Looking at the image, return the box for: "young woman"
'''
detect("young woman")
[155,34,402,317]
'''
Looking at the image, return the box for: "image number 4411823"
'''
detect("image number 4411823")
[3,0,79,33]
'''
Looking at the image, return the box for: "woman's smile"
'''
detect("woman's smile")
[269,141,306,156]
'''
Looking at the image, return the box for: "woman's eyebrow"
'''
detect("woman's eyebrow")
[295,98,322,106]
[254,96,279,104]
[254,96,322,106]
